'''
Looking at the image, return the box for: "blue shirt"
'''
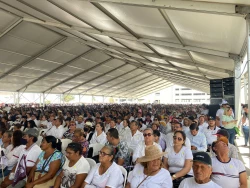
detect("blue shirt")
[186,131,207,152]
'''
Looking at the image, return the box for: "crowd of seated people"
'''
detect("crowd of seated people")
[0,102,246,187]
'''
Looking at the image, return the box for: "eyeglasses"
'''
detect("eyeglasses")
[99,151,111,156]
[143,133,152,137]
[173,136,183,141]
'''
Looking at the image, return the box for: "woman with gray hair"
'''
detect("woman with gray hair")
[126,145,172,188]
[82,145,124,188]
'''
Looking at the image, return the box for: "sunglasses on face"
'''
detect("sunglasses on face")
[173,136,183,141]
[99,151,111,156]
[143,133,152,137]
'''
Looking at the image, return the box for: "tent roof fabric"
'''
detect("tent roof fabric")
[0,0,248,98]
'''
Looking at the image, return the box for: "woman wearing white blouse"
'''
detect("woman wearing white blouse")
[82,146,124,188]
[0,130,25,178]
[90,122,107,145]
[163,130,193,188]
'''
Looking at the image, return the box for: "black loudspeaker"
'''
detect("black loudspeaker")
[210,98,223,105]
[210,79,223,99]
[208,104,220,118]
[223,77,234,96]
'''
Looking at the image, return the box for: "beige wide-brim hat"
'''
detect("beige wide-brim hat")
[137,145,167,163]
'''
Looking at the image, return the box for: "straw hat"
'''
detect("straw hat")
[85,121,93,127]
[137,145,166,163]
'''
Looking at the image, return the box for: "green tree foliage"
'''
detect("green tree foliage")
[63,95,75,103]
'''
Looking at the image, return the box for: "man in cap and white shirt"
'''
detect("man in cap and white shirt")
[203,116,220,151]
[1,128,42,188]
[179,152,221,188]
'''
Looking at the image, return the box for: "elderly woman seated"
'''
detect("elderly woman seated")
[126,145,172,188]
[25,136,65,188]
[82,145,124,188]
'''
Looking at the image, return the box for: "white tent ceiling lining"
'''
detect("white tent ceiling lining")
[0,0,248,98]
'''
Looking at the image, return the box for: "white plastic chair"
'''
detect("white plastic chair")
[61,139,72,155]
[39,129,47,136]
[119,166,127,187]
[89,143,104,157]
[85,158,96,169]
[36,136,43,146]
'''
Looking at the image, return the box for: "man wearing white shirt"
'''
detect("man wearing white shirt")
[45,115,55,131]
[203,116,220,151]
[76,116,84,129]
[133,128,162,163]
[179,152,222,188]
[127,121,144,152]
[1,128,42,188]
[186,123,207,152]
[116,117,123,132]
[45,118,64,139]
[198,115,208,133]
[165,122,191,149]
[119,119,131,142]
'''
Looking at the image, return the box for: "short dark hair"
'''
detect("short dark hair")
[243,104,248,109]
[190,123,199,131]
[67,142,83,155]
[57,118,63,125]
[130,120,138,126]
[108,128,119,139]
[123,119,129,125]
[44,136,62,151]
[153,130,160,137]
[14,123,22,129]
[174,122,183,127]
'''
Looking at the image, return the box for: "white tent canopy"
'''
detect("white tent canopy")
[0,0,248,98]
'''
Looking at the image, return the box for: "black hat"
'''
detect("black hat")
[208,116,215,121]
[213,129,229,138]
[188,116,194,121]
[193,152,212,166]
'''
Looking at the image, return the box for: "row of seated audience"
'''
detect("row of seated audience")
[0,103,246,188]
